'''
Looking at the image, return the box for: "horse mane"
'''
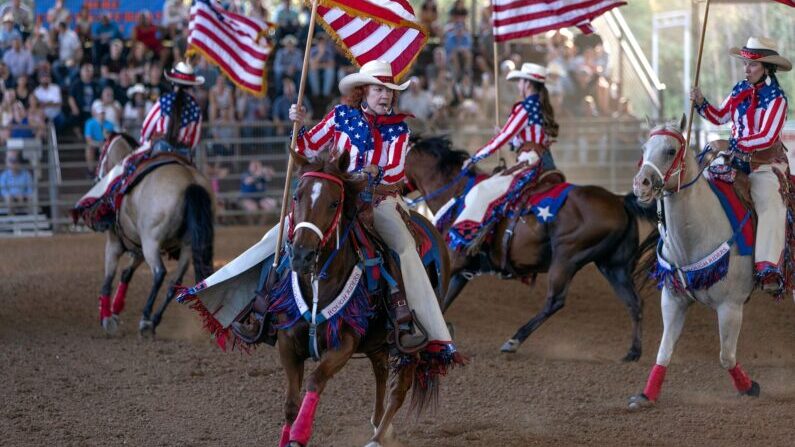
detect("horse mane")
[111,132,140,150]
[410,134,469,176]
[297,153,363,219]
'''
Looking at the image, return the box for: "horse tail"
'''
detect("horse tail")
[184,184,214,282]
[622,192,659,288]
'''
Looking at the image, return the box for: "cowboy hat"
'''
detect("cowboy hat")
[126,83,148,98]
[729,37,791,72]
[280,34,298,46]
[506,62,547,82]
[338,60,410,95]
[164,61,205,86]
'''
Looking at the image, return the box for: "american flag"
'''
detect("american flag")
[492,0,626,42]
[314,0,427,81]
[140,92,203,149]
[188,0,272,95]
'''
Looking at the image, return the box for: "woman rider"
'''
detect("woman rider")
[691,36,791,296]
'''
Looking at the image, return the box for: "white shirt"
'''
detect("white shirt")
[58,29,80,63]
[33,84,62,120]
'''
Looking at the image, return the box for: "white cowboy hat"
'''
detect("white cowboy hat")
[506,62,547,83]
[338,60,410,95]
[730,37,791,72]
[126,83,147,98]
[164,61,205,86]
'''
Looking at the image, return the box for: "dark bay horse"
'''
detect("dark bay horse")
[275,151,451,447]
[95,134,215,336]
[406,136,657,361]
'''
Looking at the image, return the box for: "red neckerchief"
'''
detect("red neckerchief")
[730,80,765,132]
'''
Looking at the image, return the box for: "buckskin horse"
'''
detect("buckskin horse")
[86,133,214,337]
[628,118,767,409]
[269,151,454,447]
[405,135,658,361]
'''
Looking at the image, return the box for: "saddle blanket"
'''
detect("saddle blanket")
[72,143,186,231]
[707,177,754,255]
[446,163,572,251]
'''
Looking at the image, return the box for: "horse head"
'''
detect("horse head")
[289,150,361,275]
[97,132,138,179]
[406,135,473,212]
[633,115,693,204]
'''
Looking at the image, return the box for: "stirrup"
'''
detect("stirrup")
[389,311,429,354]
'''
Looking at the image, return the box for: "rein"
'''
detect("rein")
[405,169,472,207]
[289,171,345,248]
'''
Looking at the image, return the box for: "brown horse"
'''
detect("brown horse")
[405,136,657,361]
[274,151,451,447]
[95,134,214,336]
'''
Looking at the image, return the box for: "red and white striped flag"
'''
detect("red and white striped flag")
[492,0,626,42]
[188,0,273,96]
[314,0,428,82]
[773,0,794,7]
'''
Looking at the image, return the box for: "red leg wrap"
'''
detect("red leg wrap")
[728,363,753,392]
[278,424,291,447]
[643,364,667,402]
[289,391,319,446]
[98,295,111,322]
[111,282,128,315]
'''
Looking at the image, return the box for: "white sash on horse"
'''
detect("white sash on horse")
[77,142,152,205]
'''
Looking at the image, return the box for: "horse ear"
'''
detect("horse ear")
[335,150,350,173]
[679,113,687,132]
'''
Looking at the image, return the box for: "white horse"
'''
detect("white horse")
[629,117,759,409]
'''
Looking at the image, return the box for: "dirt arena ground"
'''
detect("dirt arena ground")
[2,226,794,446]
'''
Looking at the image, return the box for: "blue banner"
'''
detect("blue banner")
[35,0,165,37]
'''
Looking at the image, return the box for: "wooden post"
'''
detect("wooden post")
[273,0,321,267]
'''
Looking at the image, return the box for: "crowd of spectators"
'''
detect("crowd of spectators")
[0,0,638,219]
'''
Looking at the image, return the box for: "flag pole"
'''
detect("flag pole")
[491,1,505,165]
[683,0,710,160]
[273,0,321,267]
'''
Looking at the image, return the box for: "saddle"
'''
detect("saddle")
[497,168,566,279]
[698,141,756,231]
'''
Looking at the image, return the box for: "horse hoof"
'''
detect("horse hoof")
[741,381,761,398]
[500,338,520,353]
[102,315,119,336]
[622,350,641,362]
[287,443,304,447]
[138,319,155,338]
[627,393,654,411]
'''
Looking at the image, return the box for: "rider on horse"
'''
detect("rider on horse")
[691,36,791,295]
[234,60,458,355]
[140,61,204,159]
[448,62,560,252]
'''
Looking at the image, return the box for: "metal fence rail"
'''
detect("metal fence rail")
[1,118,652,237]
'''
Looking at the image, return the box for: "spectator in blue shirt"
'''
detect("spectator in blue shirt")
[444,23,472,77]
[83,107,115,177]
[0,150,33,214]
[2,35,33,78]
[273,35,303,94]
[91,12,122,66]
[272,76,311,136]
[239,160,276,224]
[0,13,21,56]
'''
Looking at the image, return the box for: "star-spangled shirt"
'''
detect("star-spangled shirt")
[295,104,411,185]
[140,91,203,149]
[472,94,549,161]
[696,79,788,153]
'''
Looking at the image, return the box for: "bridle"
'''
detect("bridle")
[288,171,345,250]
[640,128,688,194]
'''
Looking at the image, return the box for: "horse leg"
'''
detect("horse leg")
[442,272,470,313]
[501,261,576,353]
[139,238,167,338]
[368,363,414,447]
[278,336,305,447]
[366,350,389,442]
[629,289,689,410]
[151,247,190,329]
[111,254,143,318]
[596,262,643,362]
[99,233,124,335]
[288,334,357,447]
[717,301,759,397]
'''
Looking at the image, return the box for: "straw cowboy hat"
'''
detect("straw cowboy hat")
[506,62,547,82]
[730,37,791,72]
[338,60,410,95]
[164,61,205,86]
